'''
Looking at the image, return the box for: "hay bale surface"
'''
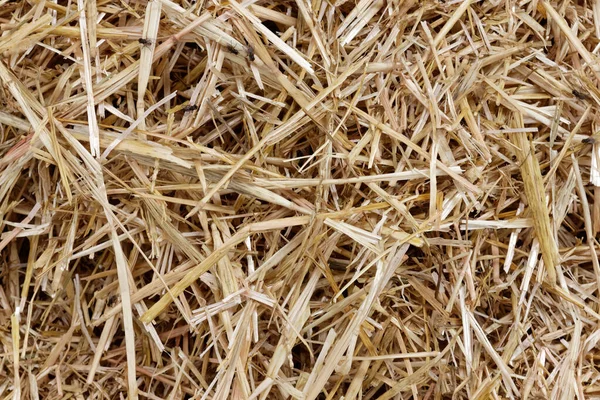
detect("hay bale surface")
[0,0,599,398]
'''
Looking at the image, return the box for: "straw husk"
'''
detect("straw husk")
[1,0,600,399]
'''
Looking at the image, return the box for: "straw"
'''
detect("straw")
[1,1,599,398]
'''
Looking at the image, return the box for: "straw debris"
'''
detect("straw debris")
[1,0,600,399]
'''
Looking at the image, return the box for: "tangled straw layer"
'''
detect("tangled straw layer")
[1,0,600,398]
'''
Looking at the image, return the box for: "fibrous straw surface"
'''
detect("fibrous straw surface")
[1,0,600,399]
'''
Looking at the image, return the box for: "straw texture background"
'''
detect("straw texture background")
[1,0,600,399]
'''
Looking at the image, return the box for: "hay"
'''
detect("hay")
[1,0,599,398]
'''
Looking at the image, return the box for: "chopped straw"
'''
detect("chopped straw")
[2,0,600,399]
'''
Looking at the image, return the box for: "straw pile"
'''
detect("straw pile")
[2,0,600,398]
